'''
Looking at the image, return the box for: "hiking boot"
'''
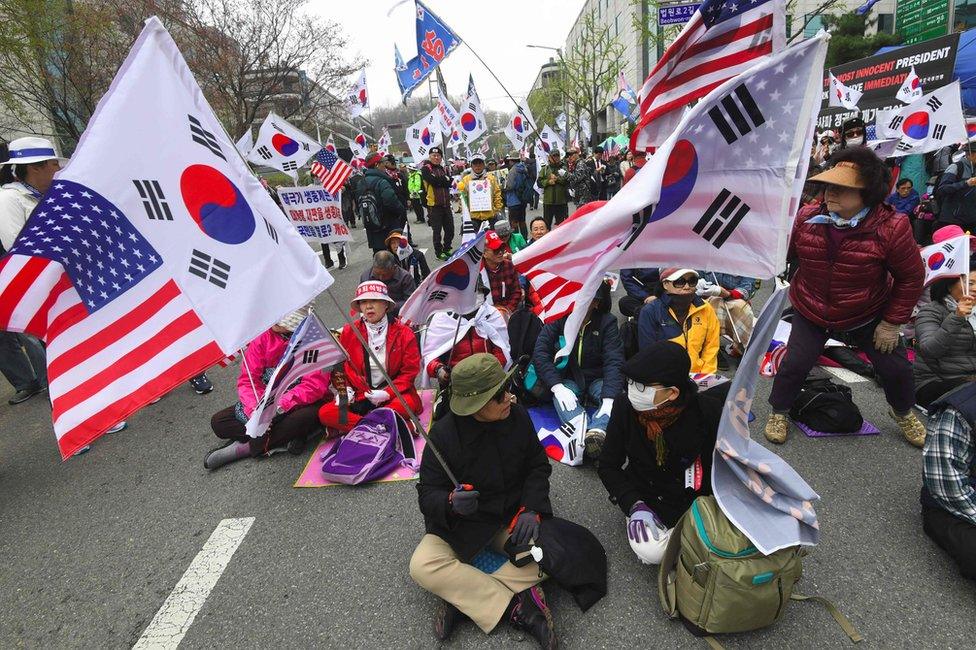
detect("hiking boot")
[764,413,789,444]
[509,586,556,649]
[8,382,43,405]
[584,429,606,461]
[890,408,926,448]
[189,373,213,395]
[433,599,463,641]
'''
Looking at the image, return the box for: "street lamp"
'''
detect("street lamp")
[526,44,569,146]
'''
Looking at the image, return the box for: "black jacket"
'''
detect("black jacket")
[936,157,976,226]
[597,391,722,527]
[533,312,624,399]
[360,168,406,225]
[417,405,553,561]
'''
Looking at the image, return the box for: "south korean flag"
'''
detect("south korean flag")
[879,82,968,158]
[538,411,587,467]
[921,235,971,287]
[247,111,320,179]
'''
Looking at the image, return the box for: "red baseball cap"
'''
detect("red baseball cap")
[485,231,505,250]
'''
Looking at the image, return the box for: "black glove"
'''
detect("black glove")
[510,510,540,545]
[450,487,479,516]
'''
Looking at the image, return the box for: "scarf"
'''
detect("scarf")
[806,206,870,229]
[945,296,976,334]
[363,317,388,352]
[635,403,686,466]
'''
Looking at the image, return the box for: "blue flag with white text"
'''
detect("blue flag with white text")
[394,0,462,102]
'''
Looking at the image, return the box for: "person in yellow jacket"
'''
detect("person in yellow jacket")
[636,268,720,374]
[456,154,503,227]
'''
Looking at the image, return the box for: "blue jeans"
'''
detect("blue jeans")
[552,379,608,432]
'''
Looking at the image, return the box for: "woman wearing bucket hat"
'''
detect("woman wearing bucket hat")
[597,341,722,565]
[205,306,331,470]
[766,147,926,447]
[318,281,422,433]
[409,353,558,647]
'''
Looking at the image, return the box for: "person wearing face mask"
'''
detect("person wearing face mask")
[597,341,722,565]
[318,282,423,433]
[205,307,332,470]
[839,117,866,149]
[533,280,625,460]
[766,147,926,447]
[637,268,720,374]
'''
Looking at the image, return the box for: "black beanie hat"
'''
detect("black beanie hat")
[624,341,692,387]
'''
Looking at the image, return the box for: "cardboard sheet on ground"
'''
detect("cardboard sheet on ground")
[294,389,436,488]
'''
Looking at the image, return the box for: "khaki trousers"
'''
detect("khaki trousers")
[409,529,545,633]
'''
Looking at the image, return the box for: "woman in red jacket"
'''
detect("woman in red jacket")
[319,281,423,433]
[766,147,926,447]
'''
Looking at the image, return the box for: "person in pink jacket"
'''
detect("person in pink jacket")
[204,308,333,470]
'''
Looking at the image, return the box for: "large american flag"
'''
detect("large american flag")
[0,181,224,456]
[310,148,353,195]
[630,0,785,152]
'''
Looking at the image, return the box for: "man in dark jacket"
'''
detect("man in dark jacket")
[619,267,660,318]
[935,145,976,229]
[538,150,569,227]
[410,354,557,647]
[504,153,531,239]
[358,153,406,252]
[359,251,416,318]
[421,146,455,259]
[533,281,624,459]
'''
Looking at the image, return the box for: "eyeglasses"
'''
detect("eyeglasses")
[668,276,697,288]
[491,385,512,403]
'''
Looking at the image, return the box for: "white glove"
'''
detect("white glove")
[595,398,614,420]
[696,279,722,297]
[366,389,391,406]
[551,383,579,413]
[333,387,353,406]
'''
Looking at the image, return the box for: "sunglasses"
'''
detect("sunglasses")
[491,384,512,403]
[844,127,864,137]
[668,276,697,288]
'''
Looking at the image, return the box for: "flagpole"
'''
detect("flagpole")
[459,40,540,135]
[239,350,260,403]
[326,288,461,487]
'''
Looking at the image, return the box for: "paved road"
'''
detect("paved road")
[1,206,975,648]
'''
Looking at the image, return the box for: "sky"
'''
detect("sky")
[315,0,588,113]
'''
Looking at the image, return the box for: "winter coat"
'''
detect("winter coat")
[788,202,924,330]
[359,168,406,225]
[621,268,660,301]
[533,312,625,399]
[0,182,38,251]
[359,266,417,317]
[505,161,531,208]
[417,405,553,560]
[338,316,421,404]
[637,294,720,374]
[421,160,452,207]
[568,158,602,204]
[936,157,976,227]
[914,298,976,391]
[237,329,331,417]
[597,390,722,527]
[886,189,920,216]
[504,233,528,256]
[538,163,569,205]
[457,171,503,222]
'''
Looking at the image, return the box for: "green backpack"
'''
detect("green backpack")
[658,496,861,647]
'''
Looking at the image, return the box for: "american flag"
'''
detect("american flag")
[0,180,224,457]
[310,148,354,195]
[630,0,784,152]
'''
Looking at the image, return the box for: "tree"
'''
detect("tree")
[821,12,902,68]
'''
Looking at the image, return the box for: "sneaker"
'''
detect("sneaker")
[436,252,449,261]
[509,586,556,650]
[107,421,127,434]
[764,413,788,444]
[338,260,348,270]
[889,408,926,448]
[584,429,605,460]
[189,373,214,395]
[433,599,464,641]
[8,382,43,405]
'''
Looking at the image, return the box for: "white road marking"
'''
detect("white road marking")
[133,517,255,649]
[823,366,869,383]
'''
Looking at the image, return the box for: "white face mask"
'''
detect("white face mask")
[628,381,671,411]
[846,135,864,146]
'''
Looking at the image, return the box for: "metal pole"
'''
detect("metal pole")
[711,272,744,348]
[326,288,461,487]
[461,41,540,135]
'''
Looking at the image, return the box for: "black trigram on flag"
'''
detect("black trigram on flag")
[301,142,311,151]
[255,146,273,160]
[708,84,766,145]
[945,257,957,269]
[264,217,279,243]
[188,249,231,288]
[694,189,750,248]
[428,290,449,302]
[943,242,956,253]
[557,422,575,440]
[412,128,420,138]
[466,247,483,264]
[566,439,578,461]
[888,115,904,131]
[896,140,915,152]
[927,96,943,112]
[188,114,225,160]
[272,122,284,133]
[282,161,298,171]
[461,219,477,236]
[302,349,319,364]
[132,180,173,220]
[934,124,947,140]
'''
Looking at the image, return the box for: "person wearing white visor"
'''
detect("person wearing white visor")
[597,341,722,565]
